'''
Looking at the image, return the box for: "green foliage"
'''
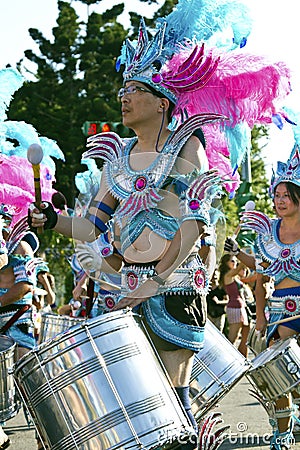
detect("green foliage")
[221,125,274,249]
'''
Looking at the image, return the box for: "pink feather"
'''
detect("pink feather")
[0,154,57,225]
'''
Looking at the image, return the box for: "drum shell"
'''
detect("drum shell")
[190,320,250,419]
[38,313,85,343]
[248,337,300,400]
[247,323,267,356]
[14,310,192,450]
[0,335,19,421]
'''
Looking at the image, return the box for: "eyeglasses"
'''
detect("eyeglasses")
[117,85,154,99]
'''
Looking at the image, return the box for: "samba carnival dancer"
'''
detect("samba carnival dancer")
[0,205,40,450]
[240,143,300,450]
[28,1,292,448]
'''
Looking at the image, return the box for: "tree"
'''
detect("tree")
[7,0,177,305]
[222,125,274,248]
[10,1,128,208]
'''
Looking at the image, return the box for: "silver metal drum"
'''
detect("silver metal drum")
[190,319,251,420]
[14,310,193,450]
[247,322,267,356]
[247,336,300,400]
[38,313,85,344]
[0,335,19,422]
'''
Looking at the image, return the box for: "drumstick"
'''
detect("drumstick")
[232,200,256,239]
[267,314,300,327]
[27,143,44,234]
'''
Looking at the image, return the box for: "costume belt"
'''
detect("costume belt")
[268,295,300,315]
[93,290,121,315]
[121,256,209,297]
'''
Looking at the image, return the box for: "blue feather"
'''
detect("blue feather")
[225,122,251,169]
[163,0,253,51]
[0,68,24,122]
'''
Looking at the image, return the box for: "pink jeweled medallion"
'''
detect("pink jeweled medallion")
[285,299,297,313]
[101,247,111,257]
[194,269,205,289]
[281,248,291,258]
[152,73,162,84]
[105,296,115,309]
[189,199,200,211]
[127,271,138,290]
[134,176,147,191]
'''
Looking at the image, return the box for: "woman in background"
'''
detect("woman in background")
[219,253,250,357]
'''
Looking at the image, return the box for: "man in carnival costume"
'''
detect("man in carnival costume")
[29,22,226,450]
[232,143,300,450]
[28,0,292,448]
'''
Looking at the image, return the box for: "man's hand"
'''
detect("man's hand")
[28,202,58,230]
[112,279,159,311]
[75,243,103,273]
[224,237,240,255]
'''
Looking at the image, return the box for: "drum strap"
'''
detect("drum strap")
[0,304,31,333]
[86,279,95,317]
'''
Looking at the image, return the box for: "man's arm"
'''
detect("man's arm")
[0,239,35,307]
[0,282,33,307]
[30,173,118,242]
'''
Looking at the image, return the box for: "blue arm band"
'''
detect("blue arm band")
[90,200,114,217]
[87,214,108,233]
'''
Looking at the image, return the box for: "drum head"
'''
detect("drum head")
[14,310,193,450]
[190,320,250,419]
[248,337,300,400]
[251,337,291,369]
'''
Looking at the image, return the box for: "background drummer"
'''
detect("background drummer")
[0,205,39,449]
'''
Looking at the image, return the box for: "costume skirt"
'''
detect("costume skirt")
[267,286,300,345]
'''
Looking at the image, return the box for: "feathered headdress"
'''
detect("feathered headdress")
[116,0,291,195]
[118,17,219,109]
[0,67,65,224]
[269,107,300,195]
[270,145,300,194]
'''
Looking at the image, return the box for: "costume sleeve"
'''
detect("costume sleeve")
[178,169,223,226]
[10,254,36,285]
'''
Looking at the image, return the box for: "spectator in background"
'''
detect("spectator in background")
[35,258,56,311]
[219,253,250,357]
[206,268,228,333]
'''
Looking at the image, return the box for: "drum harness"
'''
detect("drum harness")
[0,304,32,334]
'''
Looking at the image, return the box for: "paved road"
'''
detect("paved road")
[218,376,300,449]
[4,376,300,450]
[3,346,300,450]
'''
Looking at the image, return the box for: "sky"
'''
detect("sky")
[0,0,299,178]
